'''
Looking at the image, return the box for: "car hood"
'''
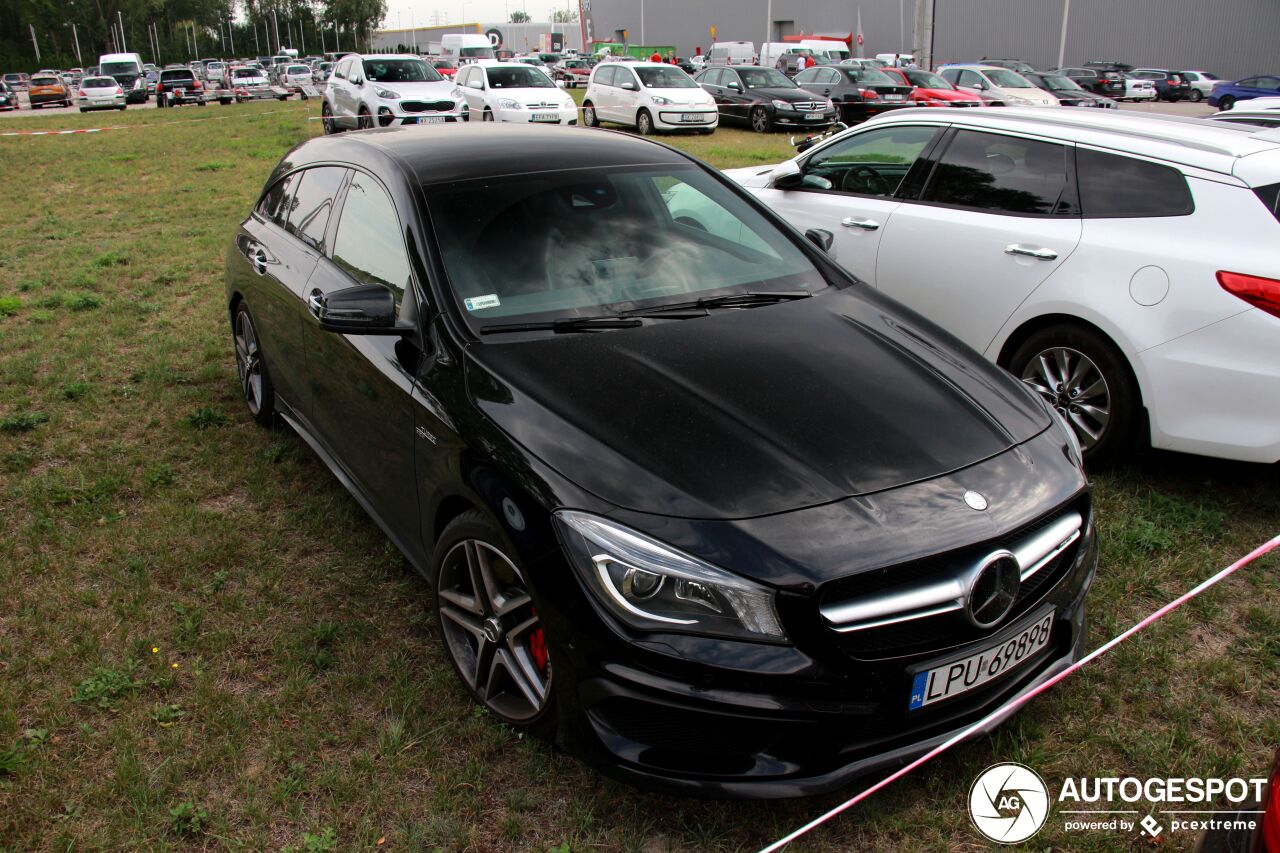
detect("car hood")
[998,86,1056,104]
[756,87,819,102]
[374,80,457,97]
[465,289,1050,520]
[918,87,977,101]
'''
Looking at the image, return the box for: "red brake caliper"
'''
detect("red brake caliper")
[528,607,549,675]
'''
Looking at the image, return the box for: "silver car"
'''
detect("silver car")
[323,53,467,131]
[77,75,126,111]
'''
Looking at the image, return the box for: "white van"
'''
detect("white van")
[759,42,809,69]
[441,33,496,64]
[801,40,851,63]
[97,52,148,103]
[707,41,755,66]
[876,52,915,67]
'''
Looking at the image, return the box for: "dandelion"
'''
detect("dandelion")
[151,647,159,654]
[171,663,179,669]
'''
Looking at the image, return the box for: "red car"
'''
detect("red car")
[553,59,591,88]
[882,67,983,107]
[431,59,457,79]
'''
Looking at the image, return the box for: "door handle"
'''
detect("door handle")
[307,289,325,319]
[841,216,880,231]
[1004,243,1058,261]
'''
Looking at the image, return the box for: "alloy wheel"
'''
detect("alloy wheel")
[321,102,336,133]
[1020,346,1110,450]
[436,539,550,722]
[751,107,770,133]
[358,107,372,129]
[233,310,264,416]
[583,104,596,126]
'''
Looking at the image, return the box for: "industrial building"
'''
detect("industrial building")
[580,0,1277,79]
[372,21,584,55]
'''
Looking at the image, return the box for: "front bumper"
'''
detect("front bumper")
[654,107,718,129]
[495,105,578,124]
[771,106,838,127]
[378,103,468,126]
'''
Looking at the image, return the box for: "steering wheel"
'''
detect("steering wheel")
[841,165,890,196]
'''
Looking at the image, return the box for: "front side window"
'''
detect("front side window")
[1076,148,1193,218]
[286,167,348,250]
[332,174,412,298]
[922,130,1074,215]
[804,125,940,196]
[426,165,829,331]
[958,69,984,88]
[595,65,616,87]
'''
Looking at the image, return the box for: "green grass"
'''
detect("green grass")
[0,98,1277,851]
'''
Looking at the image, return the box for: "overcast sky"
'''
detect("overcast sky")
[380,0,579,29]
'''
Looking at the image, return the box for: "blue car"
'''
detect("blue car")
[1207,73,1280,110]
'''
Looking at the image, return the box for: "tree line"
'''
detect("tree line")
[0,0,387,71]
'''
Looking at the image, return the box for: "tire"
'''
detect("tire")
[79,107,87,113]
[636,108,654,135]
[582,101,599,127]
[220,98,232,105]
[1188,88,1203,102]
[750,105,772,133]
[357,106,373,129]
[117,105,125,111]
[321,102,339,134]
[1218,96,1235,111]
[432,509,557,735]
[232,301,276,428]
[1008,324,1140,468]
[482,108,494,121]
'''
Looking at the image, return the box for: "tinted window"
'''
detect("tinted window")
[258,172,298,226]
[958,70,984,88]
[332,60,348,80]
[635,66,697,88]
[286,167,347,250]
[333,173,411,298]
[487,66,554,88]
[923,130,1074,215]
[1254,183,1280,223]
[1076,148,1193,217]
[805,125,939,196]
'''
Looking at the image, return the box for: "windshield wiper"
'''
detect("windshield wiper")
[479,316,643,335]
[623,290,813,317]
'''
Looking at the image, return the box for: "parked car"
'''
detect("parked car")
[280,64,315,93]
[225,122,1095,797]
[1204,109,1280,129]
[323,53,467,131]
[1058,63,1127,98]
[1119,73,1157,102]
[27,74,71,108]
[727,108,1280,465]
[881,67,983,107]
[693,65,836,133]
[1229,96,1280,110]
[553,58,591,87]
[1209,74,1280,110]
[1179,70,1219,102]
[204,61,227,85]
[3,72,29,90]
[0,80,18,111]
[456,61,577,125]
[143,68,159,94]
[227,66,282,102]
[430,58,457,79]
[1131,69,1193,101]
[584,61,717,135]
[939,65,1057,107]
[793,64,913,123]
[1023,71,1116,107]
[76,75,126,111]
[981,59,1035,74]
[1196,747,1279,853]
[155,67,206,107]
[707,40,756,66]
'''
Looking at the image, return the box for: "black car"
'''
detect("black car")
[794,64,913,122]
[224,124,1096,798]
[155,67,206,107]
[1059,62,1128,97]
[694,65,837,132]
[1131,68,1193,101]
[1022,71,1115,107]
[0,80,17,111]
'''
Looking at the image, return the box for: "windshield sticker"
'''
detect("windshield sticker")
[464,294,501,311]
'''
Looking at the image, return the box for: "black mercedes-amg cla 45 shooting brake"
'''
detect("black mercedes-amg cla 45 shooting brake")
[224,124,1097,798]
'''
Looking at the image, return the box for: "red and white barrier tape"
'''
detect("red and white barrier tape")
[759,533,1280,853]
[0,105,309,138]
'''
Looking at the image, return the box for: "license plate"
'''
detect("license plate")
[908,611,1053,711]
[884,93,904,101]
[532,112,559,122]
[93,98,112,105]
[421,116,447,124]
[680,112,704,122]
[805,111,824,120]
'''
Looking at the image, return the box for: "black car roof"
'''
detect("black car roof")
[285,125,690,185]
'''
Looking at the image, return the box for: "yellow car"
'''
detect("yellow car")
[28,74,70,108]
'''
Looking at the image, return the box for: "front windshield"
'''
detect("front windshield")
[100,62,139,76]
[636,66,696,88]
[986,68,1034,88]
[738,68,796,89]
[427,165,827,332]
[363,58,442,83]
[906,70,952,89]
[460,46,495,59]
[487,66,554,88]
[1042,74,1082,90]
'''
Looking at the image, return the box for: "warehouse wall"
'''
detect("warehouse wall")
[587,0,1278,79]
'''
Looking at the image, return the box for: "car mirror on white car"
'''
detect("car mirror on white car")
[767,160,803,188]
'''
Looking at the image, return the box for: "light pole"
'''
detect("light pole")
[118,10,127,50]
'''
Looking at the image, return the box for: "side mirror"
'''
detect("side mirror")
[766,159,804,189]
[310,285,412,336]
[728,81,742,92]
[805,228,834,253]
[621,81,638,91]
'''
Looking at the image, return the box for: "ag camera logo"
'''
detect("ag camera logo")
[969,763,1050,844]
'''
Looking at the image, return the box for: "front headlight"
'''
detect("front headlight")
[374,87,400,99]
[498,98,523,110]
[650,95,672,105]
[555,510,787,642]
[771,99,792,111]
[1005,95,1031,105]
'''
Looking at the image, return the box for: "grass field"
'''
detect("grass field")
[0,97,1276,852]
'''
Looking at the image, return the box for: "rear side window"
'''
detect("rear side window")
[1076,148,1193,217]
[1253,184,1280,224]
[257,172,298,226]
[286,167,348,250]
[922,129,1075,215]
